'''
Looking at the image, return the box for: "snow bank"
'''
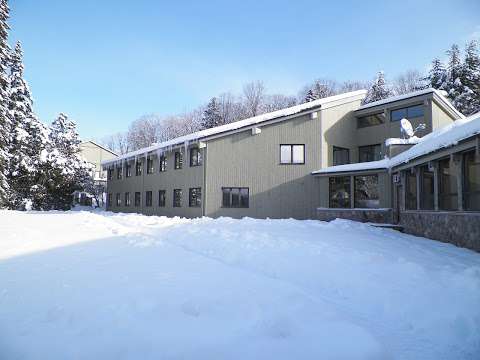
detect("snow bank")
[0,211,479,359]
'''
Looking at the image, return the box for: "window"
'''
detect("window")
[333,146,350,166]
[420,165,434,210]
[116,166,122,180]
[147,157,154,174]
[463,150,480,211]
[438,158,458,210]
[391,104,424,122]
[135,161,142,176]
[125,192,131,206]
[107,168,113,180]
[354,175,379,208]
[116,193,121,206]
[145,191,153,207]
[107,193,112,207]
[126,163,132,177]
[189,187,202,207]
[173,189,182,207]
[359,144,382,163]
[159,155,167,172]
[190,148,202,167]
[405,171,417,210]
[280,145,305,164]
[357,113,385,128]
[175,152,183,169]
[329,176,351,208]
[134,192,141,207]
[222,187,249,208]
[158,190,166,207]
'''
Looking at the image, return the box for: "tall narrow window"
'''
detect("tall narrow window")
[126,163,132,177]
[463,150,480,211]
[280,145,305,164]
[107,193,112,207]
[116,166,122,179]
[354,175,379,208]
[158,190,166,207]
[189,187,202,207]
[333,146,350,166]
[173,189,182,207]
[107,168,113,180]
[329,176,351,208]
[190,148,202,167]
[145,191,153,207]
[125,192,131,206]
[147,157,154,174]
[134,192,141,207]
[439,158,458,210]
[420,165,434,210]
[405,171,417,210]
[175,152,183,169]
[222,187,249,208]
[116,193,121,206]
[159,155,167,172]
[135,161,142,176]
[358,144,382,162]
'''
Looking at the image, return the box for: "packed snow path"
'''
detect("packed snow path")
[0,210,479,360]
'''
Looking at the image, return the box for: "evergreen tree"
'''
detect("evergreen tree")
[0,0,10,207]
[201,97,223,129]
[303,80,337,102]
[304,89,316,102]
[363,71,393,104]
[460,40,480,115]
[427,58,448,90]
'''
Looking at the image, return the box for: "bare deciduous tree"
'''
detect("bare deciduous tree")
[262,94,297,113]
[393,70,426,95]
[242,81,265,117]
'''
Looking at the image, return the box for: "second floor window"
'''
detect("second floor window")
[134,192,141,207]
[107,168,113,180]
[116,167,122,180]
[147,157,154,174]
[189,187,202,207]
[173,189,182,207]
[280,144,305,164]
[136,161,142,176]
[175,152,183,169]
[359,144,382,163]
[159,155,167,172]
[126,163,132,177]
[190,148,202,167]
[145,191,153,207]
[158,190,166,207]
[357,113,385,128]
[391,104,424,122]
[333,146,350,166]
[125,192,131,206]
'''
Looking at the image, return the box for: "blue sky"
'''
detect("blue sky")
[9,0,480,140]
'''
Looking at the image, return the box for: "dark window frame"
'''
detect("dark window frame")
[221,187,249,208]
[405,171,417,210]
[332,146,350,166]
[126,163,132,178]
[390,104,425,122]
[357,112,386,128]
[173,189,182,207]
[134,192,141,207]
[463,150,480,211]
[159,155,167,172]
[358,144,382,163]
[125,192,131,207]
[280,144,305,165]
[107,168,113,180]
[190,148,202,167]
[354,174,380,209]
[189,187,202,207]
[135,161,143,176]
[147,157,154,174]
[419,165,434,210]
[116,166,122,180]
[438,157,458,211]
[174,152,183,170]
[328,176,351,208]
[107,193,112,207]
[116,192,121,206]
[145,191,153,207]
[158,190,166,207]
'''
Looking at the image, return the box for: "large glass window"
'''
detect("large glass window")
[329,176,351,208]
[222,187,249,208]
[135,161,142,176]
[354,175,379,208]
[134,192,141,207]
[391,104,424,122]
[357,113,385,128]
[145,191,153,207]
[438,158,458,210]
[159,155,167,172]
[190,148,202,167]
[420,165,434,210]
[359,144,382,162]
[464,150,480,211]
[175,152,183,169]
[147,157,154,174]
[280,145,305,164]
[158,190,166,207]
[173,189,182,207]
[333,146,350,166]
[189,188,202,207]
[405,171,417,210]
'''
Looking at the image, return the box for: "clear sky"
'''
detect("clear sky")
[9,0,480,140]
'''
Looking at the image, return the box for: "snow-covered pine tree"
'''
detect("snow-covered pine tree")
[363,71,393,104]
[304,89,316,102]
[0,0,10,207]
[201,97,223,129]
[459,40,480,115]
[427,58,448,90]
[303,80,337,103]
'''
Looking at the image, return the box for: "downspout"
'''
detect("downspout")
[202,144,207,217]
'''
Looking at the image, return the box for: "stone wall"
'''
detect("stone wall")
[316,208,393,224]
[400,211,480,252]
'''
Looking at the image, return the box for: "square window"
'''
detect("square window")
[280,145,305,164]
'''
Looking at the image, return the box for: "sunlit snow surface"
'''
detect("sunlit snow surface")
[0,210,479,359]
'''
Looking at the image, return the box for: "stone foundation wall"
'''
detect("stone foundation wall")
[400,211,480,252]
[316,208,393,224]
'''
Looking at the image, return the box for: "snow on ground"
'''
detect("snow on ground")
[0,210,479,360]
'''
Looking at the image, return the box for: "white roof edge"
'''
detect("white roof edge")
[102,90,367,166]
[81,140,119,156]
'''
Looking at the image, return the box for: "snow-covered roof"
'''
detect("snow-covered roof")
[81,140,119,156]
[102,90,367,166]
[385,136,421,147]
[312,159,390,175]
[357,88,465,119]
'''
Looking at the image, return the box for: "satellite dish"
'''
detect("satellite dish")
[400,118,414,138]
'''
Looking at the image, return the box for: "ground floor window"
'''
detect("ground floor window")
[222,187,249,208]
[420,165,434,210]
[125,192,131,206]
[189,187,201,207]
[116,193,121,206]
[107,193,112,207]
[405,171,417,210]
[158,190,166,207]
[354,175,379,208]
[464,150,480,211]
[135,192,141,207]
[439,158,458,210]
[329,176,351,208]
[173,189,182,207]
[146,191,153,207]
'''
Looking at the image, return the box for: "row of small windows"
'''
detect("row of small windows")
[107,148,203,180]
[357,104,424,128]
[332,144,382,166]
[108,188,202,208]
